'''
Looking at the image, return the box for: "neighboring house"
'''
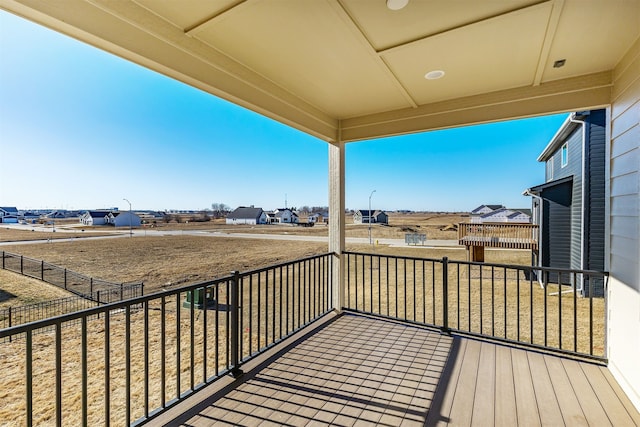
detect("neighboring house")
[270,208,298,224]
[226,207,267,225]
[470,205,531,224]
[79,210,112,226]
[470,204,505,216]
[308,212,329,224]
[106,211,142,227]
[0,206,19,223]
[20,211,40,223]
[353,210,388,224]
[43,210,68,219]
[475,207,532,223]
[524,109,606,295]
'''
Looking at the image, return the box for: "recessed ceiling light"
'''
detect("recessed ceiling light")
[387,0,409,11]
[553,59,566,68]
[425,70,445,80]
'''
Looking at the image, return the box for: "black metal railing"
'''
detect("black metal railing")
[0,253,333,426]
[344,251,608,361]
[1,250,143,303]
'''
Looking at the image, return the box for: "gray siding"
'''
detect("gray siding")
[546,127,583,270]
[541,180,573,270]
[585,110,607,271]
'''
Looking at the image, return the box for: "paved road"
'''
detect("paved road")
[1,224,463,248]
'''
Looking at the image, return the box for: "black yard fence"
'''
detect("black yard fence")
[0,284,143,332]
[1,250,143,303]
[1,251,143,330]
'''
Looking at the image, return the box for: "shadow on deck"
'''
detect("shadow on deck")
[151,313,640,427]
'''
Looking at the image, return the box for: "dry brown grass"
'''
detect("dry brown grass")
[0,270,75,309]
[1,236,328,295]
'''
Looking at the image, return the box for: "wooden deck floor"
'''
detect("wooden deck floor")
[152,313,640,427]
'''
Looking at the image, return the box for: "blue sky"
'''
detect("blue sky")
[0,10,567,213]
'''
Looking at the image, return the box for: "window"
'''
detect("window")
[561,143,568,167]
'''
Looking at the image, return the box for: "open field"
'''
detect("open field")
[0,270,75,309]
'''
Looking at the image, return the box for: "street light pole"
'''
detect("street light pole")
[123,198,132,237]
[368,189,376,245]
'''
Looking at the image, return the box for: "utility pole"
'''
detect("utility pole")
[123,198,132,237]
[368,190,376,245]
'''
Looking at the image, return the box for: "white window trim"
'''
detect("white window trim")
[561,143,568,167]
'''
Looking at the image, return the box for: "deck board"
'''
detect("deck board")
[448,338,480,426]
[562,358,612,426]
[151,313,640,427]
[580,363,638,426]
[471,342,495,426]
[600,366,640,426]
[528,352,564,426]
[544,354,588,426]
[494,345,517,426]
[511,347,541,427]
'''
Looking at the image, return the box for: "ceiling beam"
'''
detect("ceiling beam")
[331,0,417,109]
[340,71,612,142]
[533,0,565,86]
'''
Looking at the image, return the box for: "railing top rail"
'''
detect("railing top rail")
[239,252,333,277]
[343,250,443,264]
[344,250,609,277]
[459,222,538,227]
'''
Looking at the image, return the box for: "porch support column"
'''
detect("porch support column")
[329,140,345,313]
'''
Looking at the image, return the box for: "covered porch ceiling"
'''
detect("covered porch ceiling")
[1,0,638,143]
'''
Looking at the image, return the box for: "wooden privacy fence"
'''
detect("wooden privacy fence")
[458,222,539,249]
[458,222,539,262]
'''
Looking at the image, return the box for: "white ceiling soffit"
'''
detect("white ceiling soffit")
[1,0,639,143]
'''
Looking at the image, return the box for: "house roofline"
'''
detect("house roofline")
[537,111,591,162]
[525,175,574,194]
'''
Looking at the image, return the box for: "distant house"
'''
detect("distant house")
[43,210,68,219]
[0,206,19,223]
[353,210,388,224]
[471,204,505,216]
[106,211,142,227]
[269,208,298,224]
[474,207,532,223]
[469,205,530,223]
[226,207,267,225]
[524,109,606,295]
[308,212,329,224]
[79,210,112,226]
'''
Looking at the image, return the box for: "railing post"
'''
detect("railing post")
[442,257,450,334]
[21,255,23,274]
[90,278,93,297]
[41,260,44,280]
[2,251,5,269]
[64,269,67,290]
[230,271,243,378]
